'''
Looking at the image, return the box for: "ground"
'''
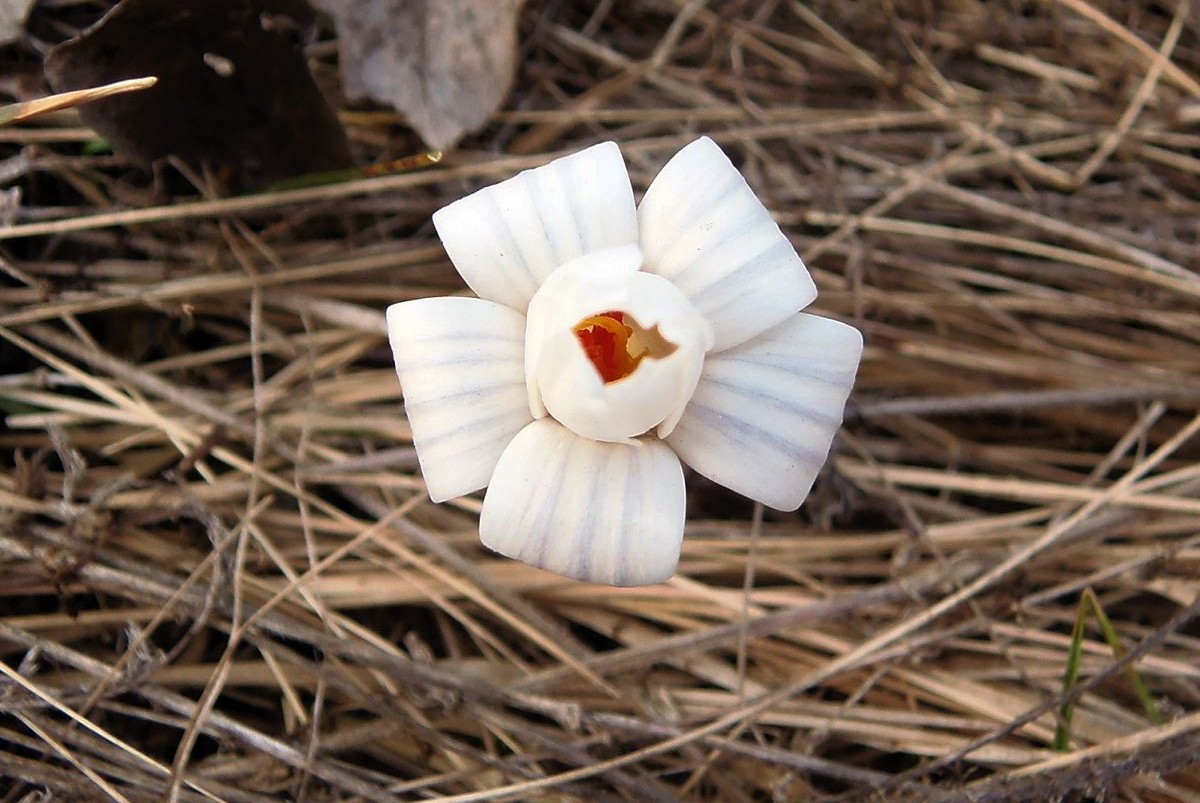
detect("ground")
[1,1,1199,800]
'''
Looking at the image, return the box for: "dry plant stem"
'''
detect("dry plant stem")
[2,535,609,792]
[736,501,763,701]
[958,732,1200,803]
[1053,0,1200,97]
[0,622,401,802]
[830,411,1200,661]
[656,416,1200,793]
[511,557,982,691]
[0,530,626,752]
[12,711,134,803]
[0,77,158,126]
[0,658,221,800]
[880,595,1200,801]
[8,321,596,671]
[164,219,266,803]
[0,248,443,327]
[1071,0,1189,186]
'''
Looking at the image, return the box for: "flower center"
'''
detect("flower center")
[522,247,714,442]
[573,310,677,384]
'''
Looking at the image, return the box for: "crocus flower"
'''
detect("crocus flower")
[387,137,862,586]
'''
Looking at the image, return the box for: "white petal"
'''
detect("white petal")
[387,297,531,503]
[536,328,689,443]
[666,313,862,511]
[526,262,712,442]
[480,419,686,586]
[638,137,817,351]
[433,142,638,313]
[522,244,644,419]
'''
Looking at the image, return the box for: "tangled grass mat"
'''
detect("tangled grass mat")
[2,1,1200,800]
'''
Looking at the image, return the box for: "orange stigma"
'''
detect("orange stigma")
[574,311,640,383]
[572,310,678,384]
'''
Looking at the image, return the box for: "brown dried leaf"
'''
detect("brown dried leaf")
[314,0,525,150]
[0,0,35,44]
[44,0,352,189]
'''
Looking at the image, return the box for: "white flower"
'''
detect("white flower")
[387,137,862,586]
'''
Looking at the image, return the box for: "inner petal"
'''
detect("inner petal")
[573,310,678,384]
[524,252,715,443]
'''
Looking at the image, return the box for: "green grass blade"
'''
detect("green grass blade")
[1083,588,1164,726]
[1054,593,1090,751]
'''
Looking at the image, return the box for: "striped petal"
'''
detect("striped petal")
[433,142,638,313]
[386,297,531,503]
[666,313,862,511]
[638,137,817,352]
[480,419,686,586]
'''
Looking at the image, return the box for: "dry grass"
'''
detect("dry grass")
[3,0,1200,800]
